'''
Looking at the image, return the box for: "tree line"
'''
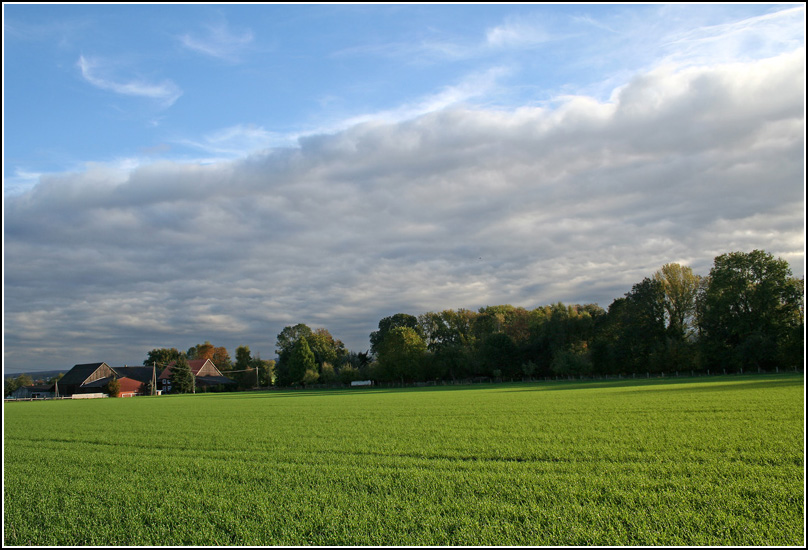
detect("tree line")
[271,249,803,386]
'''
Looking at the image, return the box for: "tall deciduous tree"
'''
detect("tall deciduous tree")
[307,328,347,369]
[370,314,420,356]
[697,250,804,371]
[212,346,232,371]
[275,324,314,386]
[188,342,215,361]
[591,279,667,374]
[233,345,255,389]
[376,326,427,383]
[287,338,317,386]
[654,263,701,340]
[143,348,180,367]
[276,324,313,360]
[480,332,518,378]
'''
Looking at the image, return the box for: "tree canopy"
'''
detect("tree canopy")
[697,250,803,371]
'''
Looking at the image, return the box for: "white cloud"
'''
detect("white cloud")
[77,55,182,106]
[485,16,556,48]
[313,66,513,137]
[179,21,254,61]
[177,124,287,156]
[661,6,806,67]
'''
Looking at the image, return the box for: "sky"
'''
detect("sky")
[3,3,805,374]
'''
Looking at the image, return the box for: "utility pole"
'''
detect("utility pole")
[152,362,157,396]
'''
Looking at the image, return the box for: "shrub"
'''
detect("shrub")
[105,377,121,397]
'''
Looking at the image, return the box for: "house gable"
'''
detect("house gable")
[159,359,222,380]
[60,362,114,387]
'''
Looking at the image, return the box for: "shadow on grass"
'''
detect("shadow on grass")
[496,374,803,394]
[195,373,803,399]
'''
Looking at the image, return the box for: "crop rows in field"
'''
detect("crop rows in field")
[3,375,804,546]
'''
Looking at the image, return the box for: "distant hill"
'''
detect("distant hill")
[4,369,67,382]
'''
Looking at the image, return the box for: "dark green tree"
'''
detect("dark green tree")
[524,303,603,377]
[286,338,317,386]
[376,326,427,383]
[276,324,314,358]
[275,324,314,386]
[319,362,338,385]
[143,348,180,367]
[370,314,420,356]
[343,350,373,380]
[169,354,196,394]
[232,345,255,389]
[591,279,667,374]
[480,332,519,378]
[697,250,804,371]
[254,357,275,387]
[418,309,478,379]
[307,328,348,369]
[339,364,361,384]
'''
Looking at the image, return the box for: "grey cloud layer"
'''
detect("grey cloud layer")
[4,50,804,371]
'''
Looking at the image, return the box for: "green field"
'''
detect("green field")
[3,375,804,546]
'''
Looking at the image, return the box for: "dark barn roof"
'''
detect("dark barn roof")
[59,363,111,387]
[113,366,155,384]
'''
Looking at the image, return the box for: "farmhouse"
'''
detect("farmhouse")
[158,359,236,393]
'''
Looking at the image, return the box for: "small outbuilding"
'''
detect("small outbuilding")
[8,384,56,399]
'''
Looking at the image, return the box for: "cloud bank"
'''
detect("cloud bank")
[5,49,805,371]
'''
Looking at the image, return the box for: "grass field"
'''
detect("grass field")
[3,374,804,546]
